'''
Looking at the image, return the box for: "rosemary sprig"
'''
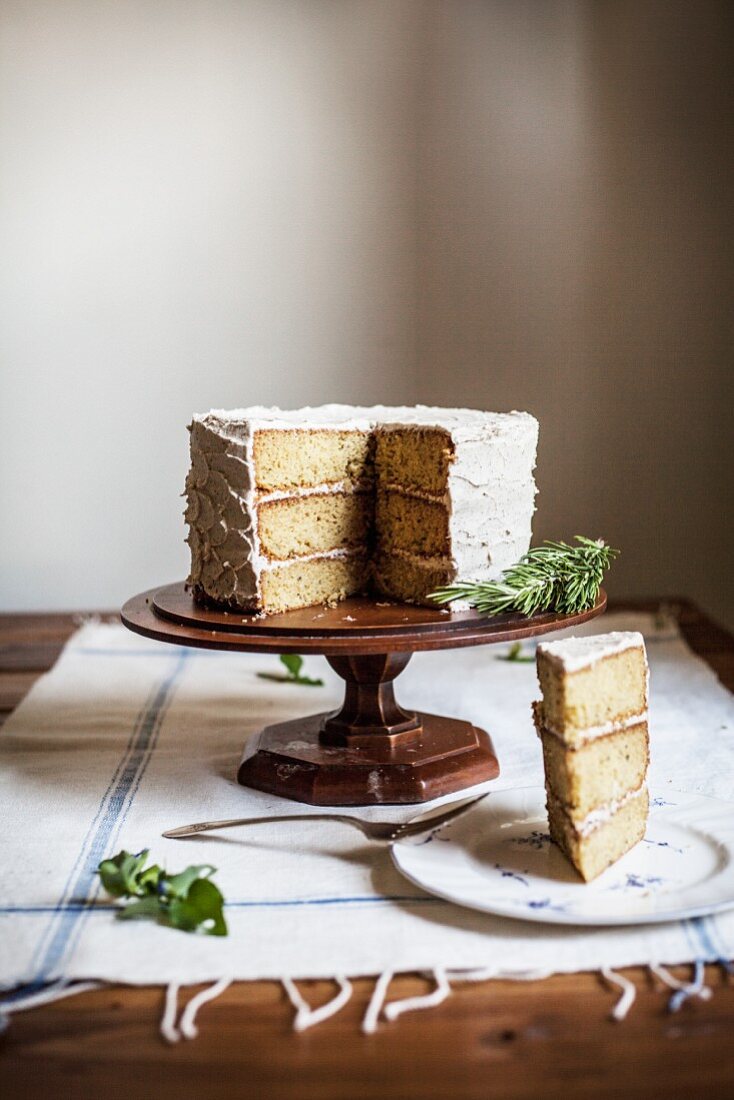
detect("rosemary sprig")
[429,536,618,617]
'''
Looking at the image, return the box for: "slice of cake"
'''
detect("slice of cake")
[185,405,538,614]
[534,632,649,881]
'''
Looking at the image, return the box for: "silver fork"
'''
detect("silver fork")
[162,792,487,844]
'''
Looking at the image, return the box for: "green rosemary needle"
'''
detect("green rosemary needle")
[429,536,618,617]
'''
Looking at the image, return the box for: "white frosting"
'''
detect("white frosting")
[574,783,647,837]
[537,631,646,672]
[541,709,648,744]
[259,547,362,571]
[185,405,538,609]
[257,479,371,505]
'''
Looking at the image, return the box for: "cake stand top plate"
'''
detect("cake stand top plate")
[121,582,606,656]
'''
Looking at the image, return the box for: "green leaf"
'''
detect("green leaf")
[495,641,535,663]
[257,654,324,687]
[163,864,216,900]
[166,878,228,936]
[96,850,229,936]
[116,896,162,921]
[97,850,151,898]
[137,864,163,895]
[280,654,303,678]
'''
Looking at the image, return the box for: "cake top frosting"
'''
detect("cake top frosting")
[537,631,645,672]
[193,404,538,446]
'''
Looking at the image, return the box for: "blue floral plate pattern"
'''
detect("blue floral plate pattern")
[392,787,734,926]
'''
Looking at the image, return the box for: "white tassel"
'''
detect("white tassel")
[160,982,181,1044]
[282,976,353,1032]
[601,968,636,1021]
[0,980,102,1033]
[383,968,451,1022]
[179,979,232,1040]
[650,962,711,1012]
[362,970,394,1034]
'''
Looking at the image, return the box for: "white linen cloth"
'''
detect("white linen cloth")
[1,611,733,994]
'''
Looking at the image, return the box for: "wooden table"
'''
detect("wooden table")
[1,599,733,1100]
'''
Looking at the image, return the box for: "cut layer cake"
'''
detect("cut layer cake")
[185,405,538,614]
[534,632,650,881]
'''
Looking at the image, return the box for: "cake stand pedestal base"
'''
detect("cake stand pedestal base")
[122,583,606,807]
[237,652,499,805]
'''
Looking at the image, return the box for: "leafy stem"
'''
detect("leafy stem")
[495,642,536,663]
[96,850,227,936]
[257,653,324,686]
[430,536,618,617]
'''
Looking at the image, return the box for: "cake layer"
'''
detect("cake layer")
[375,426,455,495]
[532,699,648,749]
[253,429,374,491]
[373,550,454,606]
[376,491,450,557]
[539,721,649,819]
[257,492,373,560]
[259,554,369,614]
[536,633,648,735]
[547,785,649,882]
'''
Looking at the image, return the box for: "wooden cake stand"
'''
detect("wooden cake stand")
[121,583,606,806]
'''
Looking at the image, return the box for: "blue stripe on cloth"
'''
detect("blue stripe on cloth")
[0,895,442,915]
[10,650,187,1001]
[691,916,718,959]
[691,915,733,970]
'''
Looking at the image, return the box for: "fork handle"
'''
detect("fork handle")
[163,814,354,839]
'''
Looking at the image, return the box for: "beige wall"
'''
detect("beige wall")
[0,1,419,608]
[417,0,734,628]
[2,2,732,626]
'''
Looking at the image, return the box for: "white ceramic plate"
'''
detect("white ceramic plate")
[392,787,734,926]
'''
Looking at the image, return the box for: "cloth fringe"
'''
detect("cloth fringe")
[3,960,725,1041]
[650,962,712,1012]
[282,976,353,1032]
[160,982,181,1044]
[601,968,637,1021]
[179,978,232,1039]
[159,978,231,1043]
[0,980,102,1034]
[361,965,552,1033]
[362,970,394,1034]
[383,968,450,1022]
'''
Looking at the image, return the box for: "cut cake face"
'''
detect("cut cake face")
[185,405,538,614]
[534,631,650,882]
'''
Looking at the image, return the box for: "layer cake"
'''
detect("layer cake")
[534,632,649,881]
[185,405,538,614]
